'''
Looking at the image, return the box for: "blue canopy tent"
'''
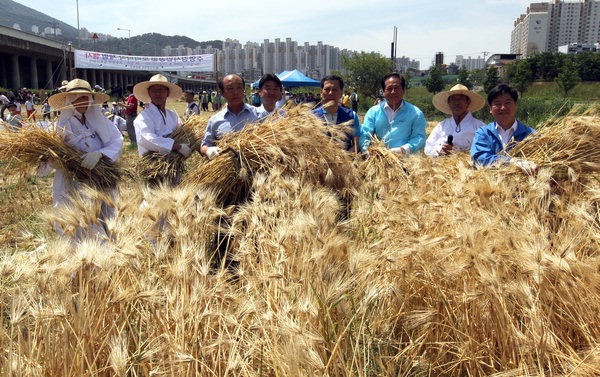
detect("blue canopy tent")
[250,69,320,89]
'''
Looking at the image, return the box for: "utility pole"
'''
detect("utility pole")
[481,51,490,67]
[391,26,398,70]
[76,0,80,47]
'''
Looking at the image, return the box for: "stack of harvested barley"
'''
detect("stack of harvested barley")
[508,105,600,180]
[0,124,122,189]
[134,118,203,186]
[184,105,357,202]
[1,105,599,377]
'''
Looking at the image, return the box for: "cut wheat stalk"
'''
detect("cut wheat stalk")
[0,123,122,189]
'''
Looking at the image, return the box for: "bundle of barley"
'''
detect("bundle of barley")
[508,109,600,179]
[0,124,121,189]
[134,120,202,186]
[184,104,357,202]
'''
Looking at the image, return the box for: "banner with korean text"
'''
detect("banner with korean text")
[74,50,214,72]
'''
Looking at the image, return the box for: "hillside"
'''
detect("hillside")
[77,33,223,55]
[0,0,222,55]
[0,0,79,41]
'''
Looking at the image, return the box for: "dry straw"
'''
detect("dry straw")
[508,105,600,179]
[183,104,357,202]
[1,104,600,376]
[0,123,122,189]
[134,116,203,186]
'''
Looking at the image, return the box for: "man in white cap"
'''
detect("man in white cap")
[200,74,259,160]
[133,74,192,168]
[425,84,486,156]
[44,78,123,240]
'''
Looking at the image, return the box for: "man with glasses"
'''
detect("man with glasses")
[201,74,259,160]
[359,72,427,154]
[471,84,536,173]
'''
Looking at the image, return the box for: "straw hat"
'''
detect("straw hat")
[432,84,485,115]
[104,111,115,119]
[49,79,110,109]
[133,74,183,103]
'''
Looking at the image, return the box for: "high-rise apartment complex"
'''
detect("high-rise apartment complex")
[511,0,600,57]
[163,38,355,81]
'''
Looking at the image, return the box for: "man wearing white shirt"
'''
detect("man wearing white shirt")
[425,84,486,156]
[184,90,200,118]
[0,92,9,120]
[256,73,283,119]
[133,74,192,185]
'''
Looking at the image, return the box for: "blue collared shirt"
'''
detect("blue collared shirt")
[201,103,259,147]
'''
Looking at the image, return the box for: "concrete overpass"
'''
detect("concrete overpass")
[0,25,217,92]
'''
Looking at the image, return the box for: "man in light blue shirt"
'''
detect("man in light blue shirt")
[359,72,427,154]
[201,74,259,159]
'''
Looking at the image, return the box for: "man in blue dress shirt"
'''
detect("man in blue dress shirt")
[201,74,259,160]
[470,84,537,174]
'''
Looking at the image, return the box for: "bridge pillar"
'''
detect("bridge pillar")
[30,57,39,89]
[0,55,8,88]
[11,55,21,90]
[45,60,53,89]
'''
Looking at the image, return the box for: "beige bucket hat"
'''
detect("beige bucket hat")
[49,79,110,109]
[133,74,183,103]
[432,84,485,115]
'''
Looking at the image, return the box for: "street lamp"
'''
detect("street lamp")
[117,27,131,55]
[76,0,80,47]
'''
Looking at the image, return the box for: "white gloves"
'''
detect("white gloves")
[206,146,222,160]
[390,147,407,154]
[177,143,192,157]
[81,151,103,170]
[512,158,538,175]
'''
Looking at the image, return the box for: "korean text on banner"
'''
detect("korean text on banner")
[74,50,214,72]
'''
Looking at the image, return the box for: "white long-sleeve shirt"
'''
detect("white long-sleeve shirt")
[134,103,181,155]
[51,114,123,204]
[424,112,486,156]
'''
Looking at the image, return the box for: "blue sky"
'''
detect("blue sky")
[17,0,534,67]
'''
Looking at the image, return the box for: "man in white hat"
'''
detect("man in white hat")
[425,84,486,156]
[200,74,259,160]
[43,78,124,240]
[133,74,192,165]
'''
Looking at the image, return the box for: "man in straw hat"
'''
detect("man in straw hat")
[44,78,124,239]
[471,84,537,174]
[425,84,486,156]
[360,72,427,155]
[133,74,192,164]
[201,74,259,160]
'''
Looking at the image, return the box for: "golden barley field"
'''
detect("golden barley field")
[0,103,599,377]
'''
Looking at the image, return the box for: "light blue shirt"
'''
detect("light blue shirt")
[201,103,259,147]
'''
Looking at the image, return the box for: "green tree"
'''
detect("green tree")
[403,70,412,91]
[483,66,500,94]
[469,68,486,87]
[510,59,534,95]
[555,58,581,97]
[457,66,473,89]
[341,52,394,100]
[424,66,445,94]
[574,52,600,81]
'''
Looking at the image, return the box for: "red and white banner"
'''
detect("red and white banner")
[74,50,214,72]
